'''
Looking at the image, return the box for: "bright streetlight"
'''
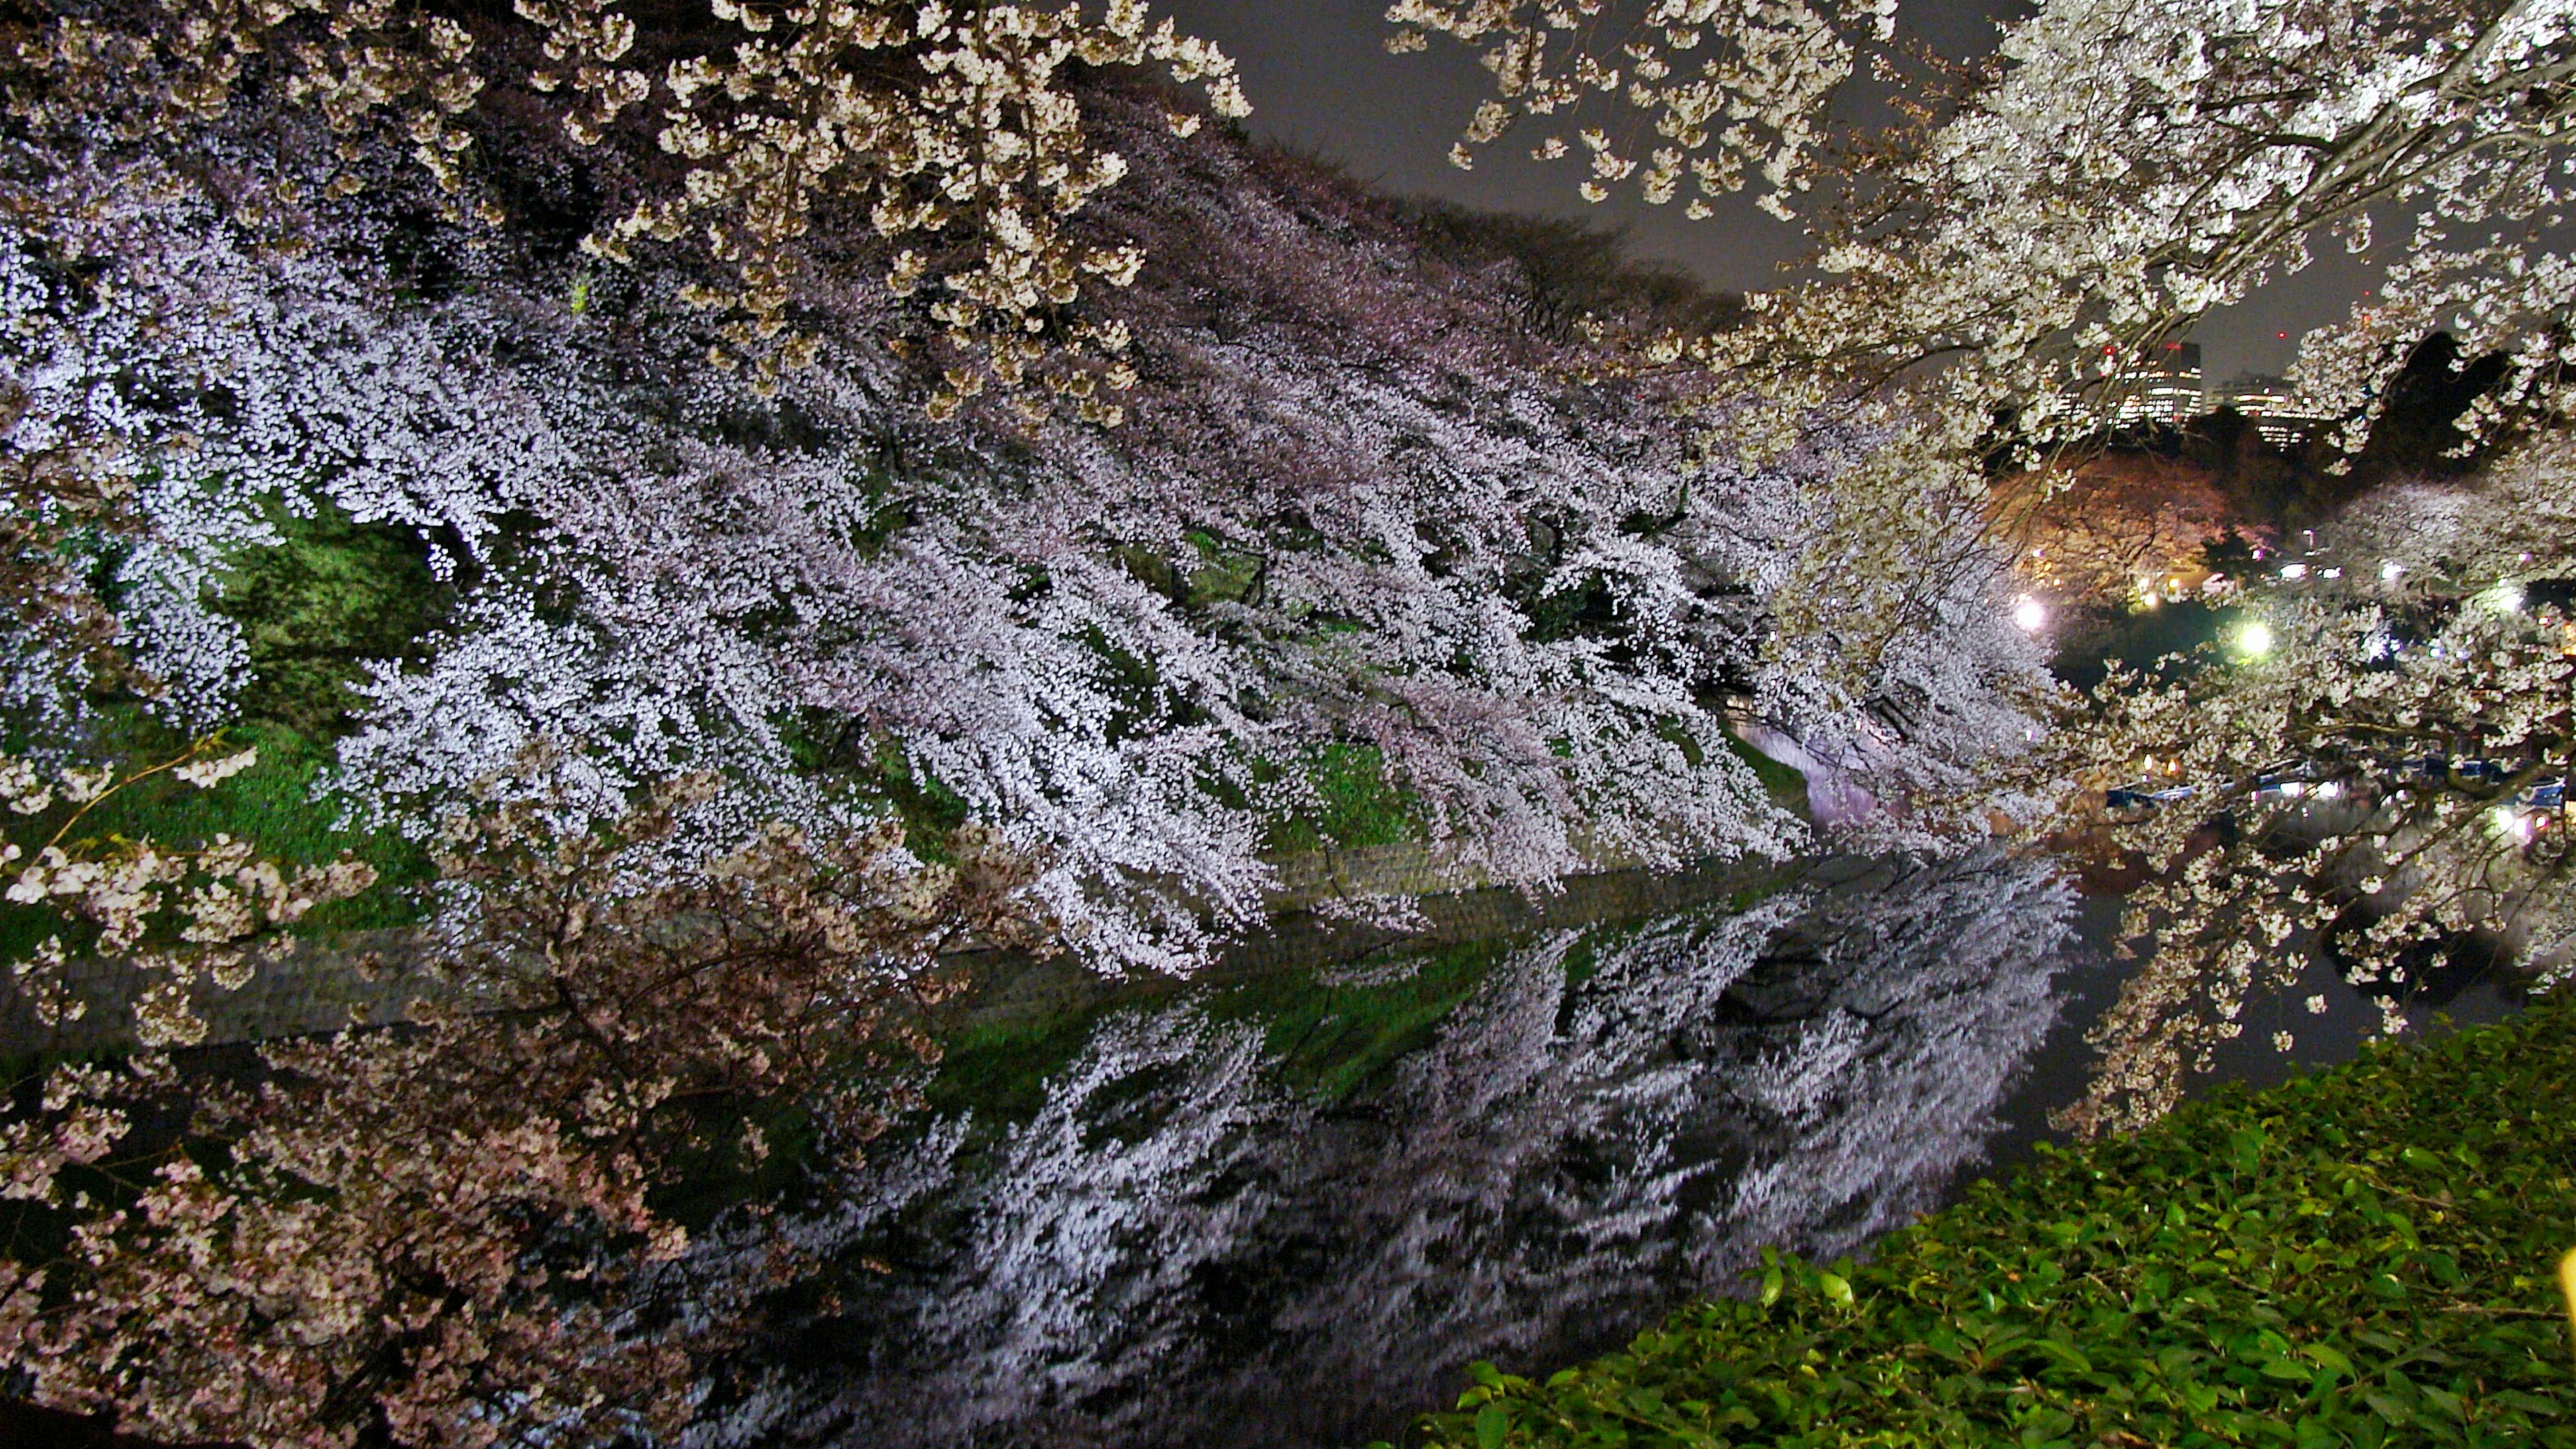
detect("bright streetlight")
[2012,596,2048,631]
[2237,621,2275,658]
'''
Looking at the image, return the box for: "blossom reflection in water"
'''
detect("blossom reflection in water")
[680,852,2077,1449]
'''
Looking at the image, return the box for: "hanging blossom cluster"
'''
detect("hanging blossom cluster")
[0,770,1032,1449]
[1,741,376,1048]
[7,0,1247,411]
[1386,0,1892,221]
[7,0,486,197]
[2010,439,2576,1136]
[1664,0,2576,462]
[598,0,1250,410]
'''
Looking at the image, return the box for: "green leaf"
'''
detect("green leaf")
[2362,1391,2414,1424]
[2029,1338,2092,1376]
[1759,1267,1783,1308]
[1474,1402,1508,1449]
[1817,1271,1854,1308]
[2229,1128,2267,1174]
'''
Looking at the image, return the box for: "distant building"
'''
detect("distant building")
[2112,341,2204,427]
[2217,372,2331,448]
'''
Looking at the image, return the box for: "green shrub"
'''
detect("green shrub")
[1408,992,2576,1448]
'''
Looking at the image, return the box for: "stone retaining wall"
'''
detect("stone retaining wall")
[0,930,442,1058]
[0,844,1809,1057]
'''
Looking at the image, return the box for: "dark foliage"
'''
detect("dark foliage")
[0,1398,247,1449]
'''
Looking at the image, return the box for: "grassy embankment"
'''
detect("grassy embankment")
[1407,991,2576,1449]
[0,495,453,964]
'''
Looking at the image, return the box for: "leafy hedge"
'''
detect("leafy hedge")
[1407,991,2576,1448]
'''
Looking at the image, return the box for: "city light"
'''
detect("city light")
[2237,621,2275,658]
[2381,561,2405,582]
[2279,564,2308,580]
[2012,596,2049,631]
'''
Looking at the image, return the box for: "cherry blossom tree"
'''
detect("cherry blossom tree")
[1406,0,2576,1125]
[1410,0,2576,458]
[1389,0,1896,222]
[2023,439,2576,1134]
[2,771,1031,1448]
[4,76,2059,973]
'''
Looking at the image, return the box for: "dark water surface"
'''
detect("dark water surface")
[678,852,2526,1449]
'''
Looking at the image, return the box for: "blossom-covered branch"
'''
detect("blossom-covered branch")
[1,770,1036,1447]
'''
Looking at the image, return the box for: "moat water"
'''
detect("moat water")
[677,851,2528,1449]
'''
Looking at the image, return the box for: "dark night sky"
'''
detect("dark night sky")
[1155,1,2379,384]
